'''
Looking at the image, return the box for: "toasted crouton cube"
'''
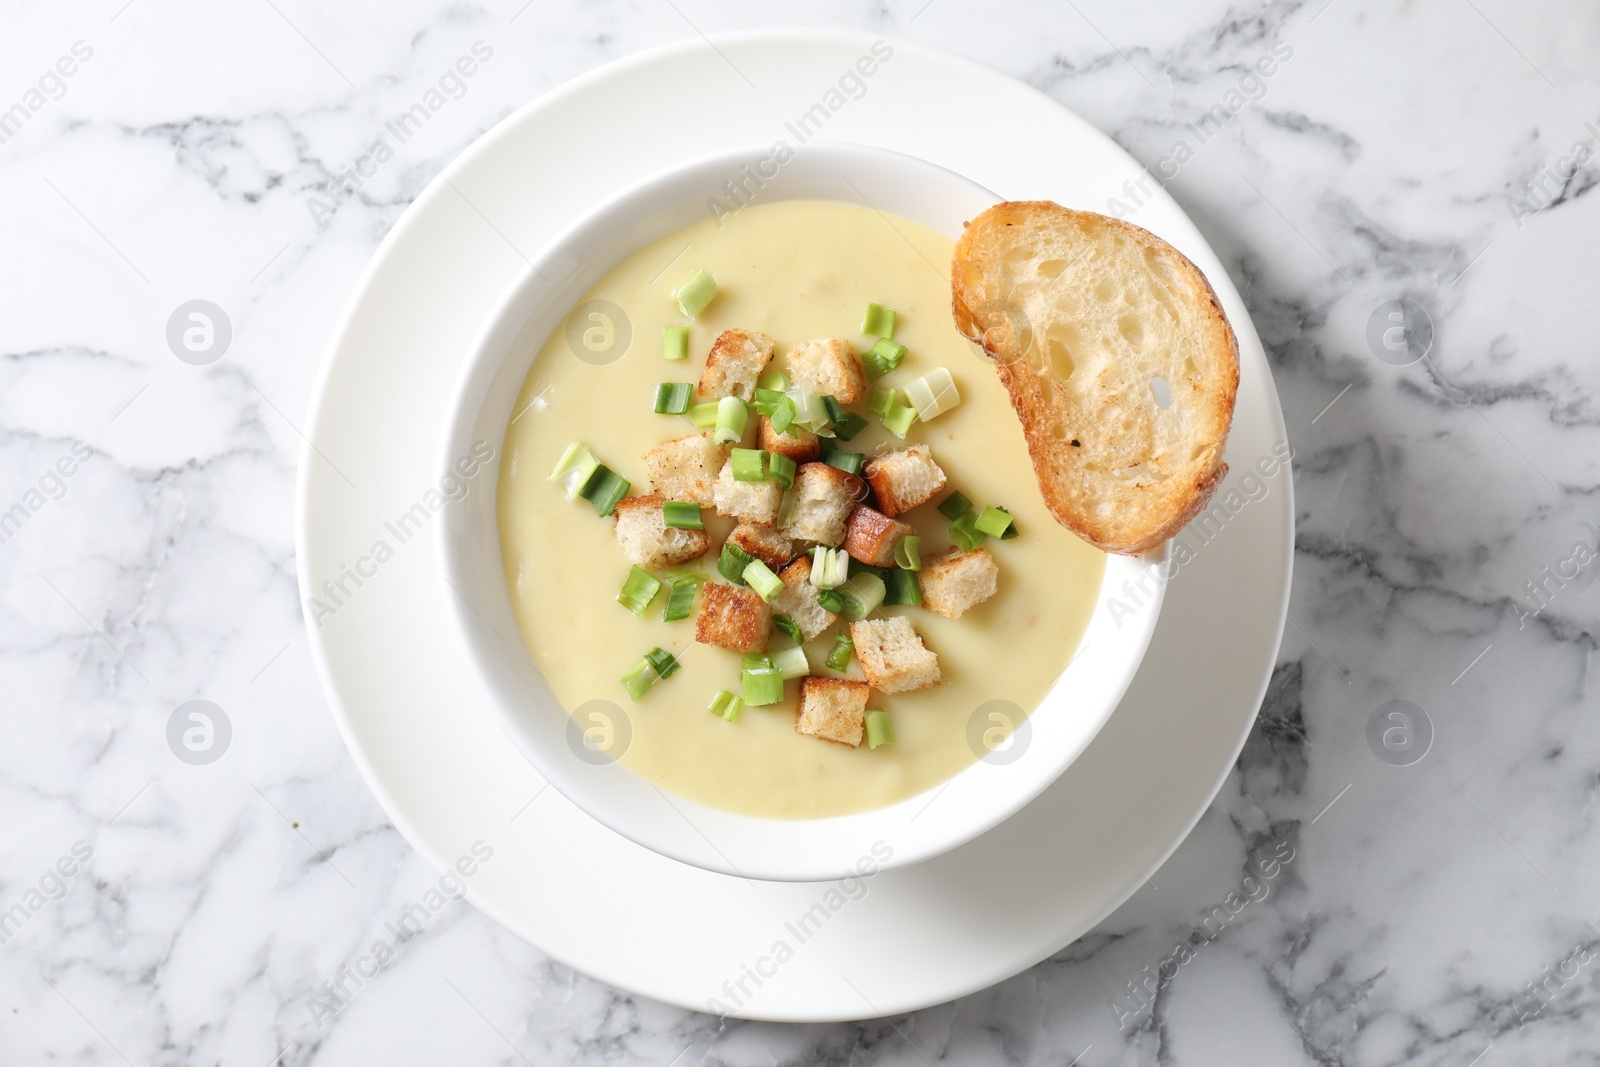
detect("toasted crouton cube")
[728,523,797,571]
[698,329,775,401]
[771,556,837,640]
[843,505,913,568]
[644,432,725,506]
[796,677,869,746]
[784,462,861,546]
[919,548,1000,620]
[695,582,771,653]
[787,338,867,405]
[613,495,711,569]
[712,463,783,526]
[849,616,941,693]
[759,416,820,463]
[864,444,947,517]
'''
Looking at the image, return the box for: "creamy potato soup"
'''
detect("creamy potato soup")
[498,200,1105,819]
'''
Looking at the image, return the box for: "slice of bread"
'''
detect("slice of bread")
[951,202,1239,554]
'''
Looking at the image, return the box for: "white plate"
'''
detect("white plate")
[297,30,1291,1021]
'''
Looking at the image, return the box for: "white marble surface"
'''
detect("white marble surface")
[4,0,1597,1063]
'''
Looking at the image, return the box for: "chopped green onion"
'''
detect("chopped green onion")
[753,388,786,414]
[861,302,896,338]
[771,645,809,680]
[617,566,662,615]
[621,647,678,701]
[663,325,690,361]
[821,395,848,427]
[883,569,921,606]
[825,450,864,476]
[881,399,917,438]
[713,395,748,445]
[673,268,717,318]
[741,667,784,706]
[654,382,692,414]
[662,501,703,529]
[865,710,894,749]
[835,572,886,621]
[549,442,600,501]
[975,506,1015,539]
[949,511,987,551]
[904,367,960,421]
[773,614,805,644]
[895,535,921,571]
[867,385,897,417]
[862,337,908,379]
[810,546,850,589]
[743,559,784,601]
[757,369,788,392]
[997,506,1019,539]
[816,588,846,614]
[832,412,869,441]
[787,385,830,433]
[579,466,629,516]
[741,652,772,672]
[687,401,721,428]
[719,542,755,585]
[708,689,743,722]
[729,447,766,482]
[767,452,796,488]
[769,395,799,435]
[662,577,699,621]
[938,492,972,520]
[646,647,680,679]
[825,631,854,671]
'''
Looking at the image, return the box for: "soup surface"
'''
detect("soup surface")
[498,199,1105,819]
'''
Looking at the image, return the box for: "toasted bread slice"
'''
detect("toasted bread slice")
[951,202,1239,554]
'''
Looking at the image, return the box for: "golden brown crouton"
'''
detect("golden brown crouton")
[771,555,838,640]
[759,416,820,463]
[712,463,783,525]
[919,548,1000,620]
[728,523,797,571]
[784,462,862,546]
[694,582,772,653]
[864,444,947,518]
[613,495,711,568]
[796,677,869,746]
[843,505,913,568]
[849,616,940,693]
[698,329,775,401]
[644,432,725,506]
[787,338,866,404]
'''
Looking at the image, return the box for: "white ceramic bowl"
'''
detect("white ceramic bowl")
[437,142,1166,883]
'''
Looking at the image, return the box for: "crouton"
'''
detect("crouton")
[771,555,838,640]
[712,463,783,526]
[699,329,775,401]
[786,338,866,404]
[759,416,820,463]
[796,677,869,746]
[864,444,947,518]
[728,523,797,571]
[784,462,861,546]
[644,432,725,506]
[843,505,913,568]
[849,616,941,693]
[919,548,1000,620]
[695,582,771,653]
[613,495,711,568]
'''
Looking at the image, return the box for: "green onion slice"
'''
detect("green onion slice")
[757,369,788,392]
[904,367,960,421]
[621,647,677,701]
[866,385,897,417]
[975,506,1014,539]
[718,542,755,585]
[949,511,987,551]
[894,535,921,571]
[753,388,786,415]
[769,395,799,435]
[810,546,850,589]
[832,412,869,441]
[663,325,690,361]
[861,302,896,338]
[937,491,972,520]
[767,452,796,488]
[617,565,662,615]
[771,645,809,681]
[646,647,680,679]
[662,577,698,621]
[865,710,894,749]
[708,689,743,722]
[862,337,908,379]
[741,666,784,706]
[743,559,784,602]
[824,450,864,476]
[883,569,921,606]
[729,447,766,482]
[821,395,848,427]
[673,268,717,319]
[787,385,830,433]
[773,613,805,644]
[816,588,846,614]
[825,631,854,672]
[579,465,629,516]
[687,401,720,429]
[548,442,600,501]
[662,501,703,529]
[713,395,748,445]
[654,382,692,414]
[741,652,772,672]
[881,399,917,438]
[997,506,1019,539]
[835,572,886,621]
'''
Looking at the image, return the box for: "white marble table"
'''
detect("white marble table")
[4,1,1595,1063]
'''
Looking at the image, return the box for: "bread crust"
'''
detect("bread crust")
[951,201,1239,555]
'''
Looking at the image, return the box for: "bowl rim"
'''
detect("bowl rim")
[436,140,1167,882]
